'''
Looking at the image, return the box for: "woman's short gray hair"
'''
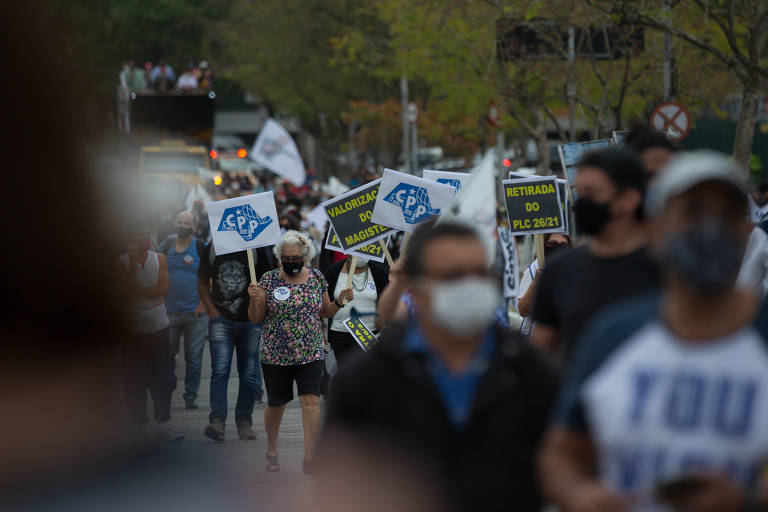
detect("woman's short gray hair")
[273,230,316,262]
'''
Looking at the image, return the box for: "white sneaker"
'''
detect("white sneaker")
[156,422,185,443]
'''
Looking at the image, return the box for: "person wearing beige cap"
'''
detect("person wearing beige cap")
[539,151,768,512]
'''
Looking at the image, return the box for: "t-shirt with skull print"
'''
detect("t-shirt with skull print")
[198,244,278,322]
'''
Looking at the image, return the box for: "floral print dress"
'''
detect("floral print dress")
[259,268,327,366]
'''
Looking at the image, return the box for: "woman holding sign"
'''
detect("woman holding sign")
[323,256,389,367]
[247,230,353,474]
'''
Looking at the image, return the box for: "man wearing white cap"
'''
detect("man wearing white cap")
[539,151,768,512]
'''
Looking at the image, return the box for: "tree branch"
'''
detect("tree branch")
[544,105,568,141]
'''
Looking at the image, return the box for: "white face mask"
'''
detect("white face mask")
[428,277,500,335]
[354,257,369,266]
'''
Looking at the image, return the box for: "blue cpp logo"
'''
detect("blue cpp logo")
[217,204,273,241]
[383,183,441,224]
[436,178,462,191]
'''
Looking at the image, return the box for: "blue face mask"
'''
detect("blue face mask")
[662,220,745,293]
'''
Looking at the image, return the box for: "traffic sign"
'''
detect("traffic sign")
[407,102,418,123]
[650,101,691,142]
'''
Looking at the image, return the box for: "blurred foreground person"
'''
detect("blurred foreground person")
[319,222,559,512]
[115,226,182,442]
[531,149,660,362]
[0,4,262,509]
[625,125,677,183]
[249,231,352,474]
[540,152,768,512]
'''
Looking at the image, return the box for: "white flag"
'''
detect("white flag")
[250,118,306,186]
[437,151,498,265]
[371,169,456,232]
[206,191,282,255]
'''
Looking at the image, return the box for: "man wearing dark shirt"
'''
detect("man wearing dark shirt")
[198,244,277,442]
[532,149,660,361]
[318,222,559,512]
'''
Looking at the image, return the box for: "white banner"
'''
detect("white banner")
[206,191,282,255]
[422,169,471,195]
[436,152,498,265]
[371,169,455,232]
[250,118,306,186]
[497,226,519,298]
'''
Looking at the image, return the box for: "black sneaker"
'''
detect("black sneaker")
[185,398,198,410]
[204,419,225,442]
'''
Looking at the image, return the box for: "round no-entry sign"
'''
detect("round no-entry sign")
[650,101,691,142]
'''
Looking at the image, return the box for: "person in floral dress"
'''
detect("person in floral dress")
[248,230,353,474]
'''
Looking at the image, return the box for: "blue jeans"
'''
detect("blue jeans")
[208,315,263,425]
[168,311,208,401]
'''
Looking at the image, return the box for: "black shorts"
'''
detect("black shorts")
[261,360,324,407]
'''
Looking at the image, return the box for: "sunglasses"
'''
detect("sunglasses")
[281,256,304,264]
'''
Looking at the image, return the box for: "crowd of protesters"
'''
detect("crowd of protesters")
[10,39,768,509]
[100,121,768,512]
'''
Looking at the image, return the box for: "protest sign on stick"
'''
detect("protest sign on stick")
[503,176,564,236]
[322,179,396,252]
[325,227,388,263]
[207,191,282,281]
[422,169,471,195]
[343,316,378,351]
[371,169,455,233]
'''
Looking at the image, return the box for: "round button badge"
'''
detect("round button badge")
[273,287,291,301]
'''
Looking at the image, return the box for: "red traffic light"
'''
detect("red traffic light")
[237,148,247,158]
[209,149,218,159]
[502,158,512,167]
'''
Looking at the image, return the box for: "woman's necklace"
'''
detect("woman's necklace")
[348,266,369,292]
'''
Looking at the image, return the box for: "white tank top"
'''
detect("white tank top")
[120,251,169,334]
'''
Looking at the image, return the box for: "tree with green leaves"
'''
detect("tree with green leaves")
[592,0,768,174]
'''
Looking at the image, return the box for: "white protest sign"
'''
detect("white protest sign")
[250,118,306,186]
[437,152,498,265]
[371,168,455,232]
[497,226,519,298]
[422,169,471,195]
[206,191,282,255]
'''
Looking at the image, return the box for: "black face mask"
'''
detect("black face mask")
[175,226,193,239]
[662,221,745,293]
[574,197,612,235]
[282,261,304,276]
[545,243,568,261]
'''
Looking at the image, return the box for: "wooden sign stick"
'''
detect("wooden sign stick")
[379,239,394,266]
[246,248,257,283]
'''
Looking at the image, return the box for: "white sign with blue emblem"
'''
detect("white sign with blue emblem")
[207,191,282,255]
[273,286,291,301]
[371,169,456,232]
[422,170,470,196]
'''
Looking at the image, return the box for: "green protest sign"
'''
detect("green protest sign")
[503,176,564,235]
[321,179,395,252]
[343,316,378,351]
[325,227,387,263]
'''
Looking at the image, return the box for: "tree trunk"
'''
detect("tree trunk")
[733,74,760,177]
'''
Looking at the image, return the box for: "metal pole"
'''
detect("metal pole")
[663,2,672,100]
[567,26,576,141]
[400,76,410,172]
[496,131,505,205]
[411,121,418,174]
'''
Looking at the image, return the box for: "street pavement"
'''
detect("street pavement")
[168,343,318,511]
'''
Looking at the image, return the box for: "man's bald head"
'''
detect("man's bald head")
[176,211,194,224]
